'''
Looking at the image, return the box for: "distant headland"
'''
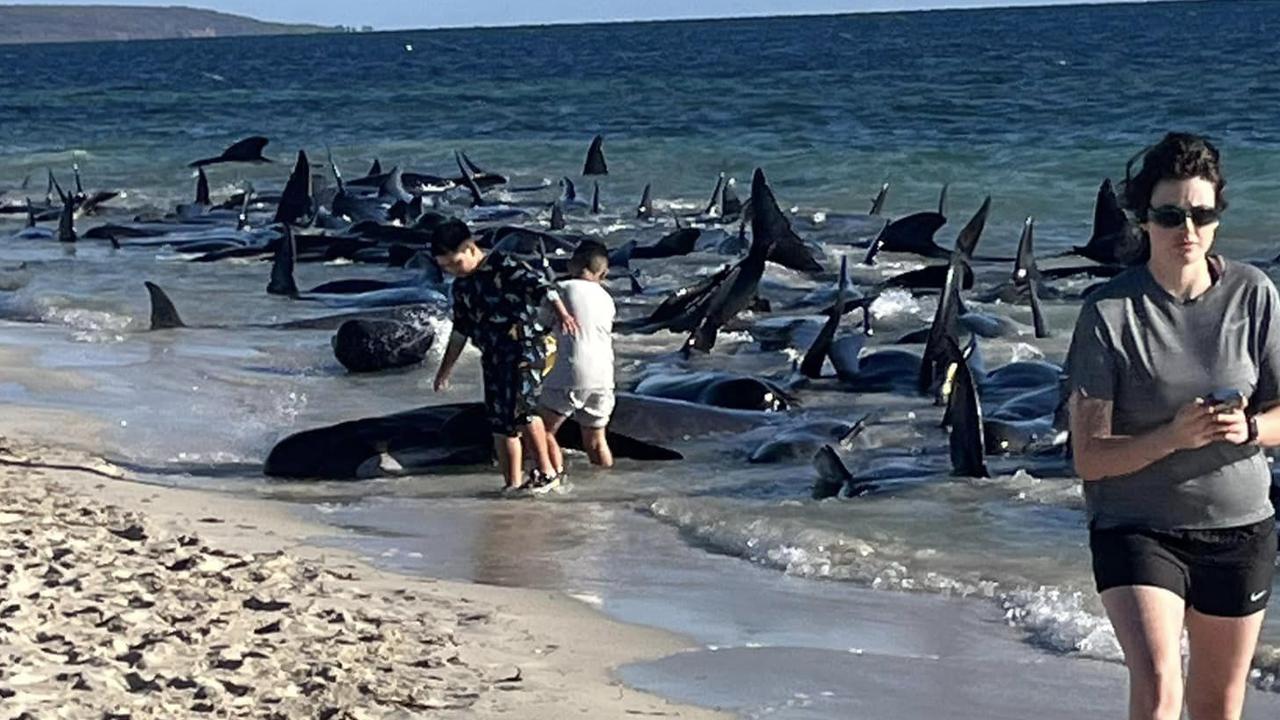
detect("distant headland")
[0,4,364,45]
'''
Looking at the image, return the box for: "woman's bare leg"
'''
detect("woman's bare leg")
[1184,607,1266,720]
[1100,585,1187,720]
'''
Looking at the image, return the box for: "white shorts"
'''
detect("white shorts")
[540,388,615,429]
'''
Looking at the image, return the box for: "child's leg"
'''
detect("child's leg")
[494,433,523,488]
[536,407,567,474]
[483,350,526,489]
[513,347,555,478]
[521,415,557,477]
[581,426,614,468]
[579,390,615,468]
[537,386,574,474]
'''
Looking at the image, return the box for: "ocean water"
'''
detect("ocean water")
[4,0,1280,697]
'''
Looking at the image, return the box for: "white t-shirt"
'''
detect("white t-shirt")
[545,279,615,390]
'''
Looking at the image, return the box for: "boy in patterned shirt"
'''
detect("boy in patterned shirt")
[431,220,579,492]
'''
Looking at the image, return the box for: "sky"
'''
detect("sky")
[6,0,1141,29]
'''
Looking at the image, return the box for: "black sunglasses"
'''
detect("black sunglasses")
[1147,204,1221,229]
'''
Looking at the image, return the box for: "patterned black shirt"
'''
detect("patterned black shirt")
[451,251,558,352]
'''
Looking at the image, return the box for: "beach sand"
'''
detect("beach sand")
[0,438,727,719]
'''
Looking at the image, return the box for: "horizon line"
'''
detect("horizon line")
[384,0,1177,32]
[1,0,1192,32]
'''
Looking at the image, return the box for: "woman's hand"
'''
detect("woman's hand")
[1167,399,1228,451]
[1213,396,1251,445]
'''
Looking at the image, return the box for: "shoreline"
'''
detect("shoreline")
[0,438,728,719]
[11,447,1280,720]
[302,488,1280,720]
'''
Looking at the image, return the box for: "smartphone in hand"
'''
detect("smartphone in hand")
[1205,388,1245,412]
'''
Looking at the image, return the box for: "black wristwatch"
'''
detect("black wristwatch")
[1246,414,1260,445]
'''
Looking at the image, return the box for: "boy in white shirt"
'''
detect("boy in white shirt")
[539,240,616,470]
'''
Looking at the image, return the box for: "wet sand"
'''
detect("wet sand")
[308,496,1280,720]
[0,438,726,719]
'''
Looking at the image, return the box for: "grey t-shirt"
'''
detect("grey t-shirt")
[1065,257,1280,530]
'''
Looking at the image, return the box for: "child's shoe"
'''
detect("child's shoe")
[500,484,531,499]
[526,469,562,495]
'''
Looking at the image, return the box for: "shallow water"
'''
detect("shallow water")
[3,0,1280,700]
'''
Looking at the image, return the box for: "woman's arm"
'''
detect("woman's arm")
[1070,393,1241,482]
[1069,395,1171,482]
[1250,404,1280,447]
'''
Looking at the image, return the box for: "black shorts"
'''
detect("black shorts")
[1090,516,1277,618]
[480,342,546,437]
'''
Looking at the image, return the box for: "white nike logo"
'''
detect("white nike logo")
[1250,590,1269,603]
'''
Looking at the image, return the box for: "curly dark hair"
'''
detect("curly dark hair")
[1120,132,1228,221]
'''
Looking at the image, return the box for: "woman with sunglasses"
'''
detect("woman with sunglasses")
[1066,132,1280,720]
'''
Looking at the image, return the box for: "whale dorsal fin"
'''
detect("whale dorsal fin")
[144,282,186,330]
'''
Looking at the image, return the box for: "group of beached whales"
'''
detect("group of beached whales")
[2,134,1154,488]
